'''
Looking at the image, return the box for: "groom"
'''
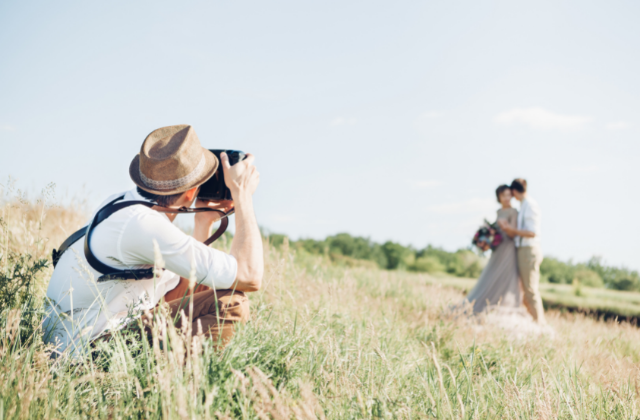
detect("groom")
[498,179,545,324]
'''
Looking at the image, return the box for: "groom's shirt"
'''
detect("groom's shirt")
[516,197,541,248]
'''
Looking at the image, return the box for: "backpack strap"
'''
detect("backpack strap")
[52,195,125,268]
[52,195,232,282]
[84,198,156,282]
[51,226,88,267]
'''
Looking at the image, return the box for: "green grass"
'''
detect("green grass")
[420,273,640,320]
[4,196,640,418]
[540,283,640,319]
[6,246,640,418]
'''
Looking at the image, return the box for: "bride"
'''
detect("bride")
[465,185,520,313]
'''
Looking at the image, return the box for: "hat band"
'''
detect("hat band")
[139,154,206,191]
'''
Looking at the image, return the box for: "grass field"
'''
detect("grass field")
[3,192,640,418]
[421,274,640,322]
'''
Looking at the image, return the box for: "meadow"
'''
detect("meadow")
[2,187,640,419]
[420,275,640,322]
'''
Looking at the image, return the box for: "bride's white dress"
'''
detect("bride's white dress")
[466,208,520,313]
[462,207,554,339]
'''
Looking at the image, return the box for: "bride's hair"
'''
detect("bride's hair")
[495,184,510,203]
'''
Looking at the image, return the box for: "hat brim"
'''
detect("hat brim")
[129,148,219,196]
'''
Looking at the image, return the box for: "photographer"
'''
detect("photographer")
[43,125,263,356]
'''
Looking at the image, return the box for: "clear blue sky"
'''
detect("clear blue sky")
[1,0,639,269]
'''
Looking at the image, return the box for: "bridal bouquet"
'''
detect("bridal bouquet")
[472,220,503,252]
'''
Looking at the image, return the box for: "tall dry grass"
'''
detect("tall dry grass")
[1,185,640,418]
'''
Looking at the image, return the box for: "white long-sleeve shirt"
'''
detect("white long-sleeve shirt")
[516,197,542,248]
[43,188,237,356]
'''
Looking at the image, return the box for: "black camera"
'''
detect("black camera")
[197,149,246,201]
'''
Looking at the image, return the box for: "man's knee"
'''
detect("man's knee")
[195,290,250,345]
[221,291,250,323]
[201,289,250,323]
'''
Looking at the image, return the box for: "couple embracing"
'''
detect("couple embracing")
[466,178,545,324]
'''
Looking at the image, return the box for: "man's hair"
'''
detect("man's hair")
[495,184,510,203]
[510,178,527,193]
[136,186,185,207]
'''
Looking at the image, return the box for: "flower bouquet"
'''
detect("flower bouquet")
[472,220,503,252]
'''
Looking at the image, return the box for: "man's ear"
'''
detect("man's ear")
[184,187,199,202]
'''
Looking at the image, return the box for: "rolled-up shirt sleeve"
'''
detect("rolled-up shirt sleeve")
[186,240,237,289]
[121,212,237,289]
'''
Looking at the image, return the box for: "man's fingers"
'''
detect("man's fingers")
[243,153,255,166]
[220,152,231,170]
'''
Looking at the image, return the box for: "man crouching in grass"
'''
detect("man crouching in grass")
[43,125,263,357]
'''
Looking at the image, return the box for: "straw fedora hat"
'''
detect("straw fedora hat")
[129,125,218,195]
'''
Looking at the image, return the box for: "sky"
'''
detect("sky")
[1,0,639,270]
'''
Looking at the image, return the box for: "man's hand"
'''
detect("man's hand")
[497,219,517,238]
[221,152,263,293]
[497,219,535,239]
[194,199,234,223]
[221,152,260,200]
[193,199,234,243]
[196,198,234,213]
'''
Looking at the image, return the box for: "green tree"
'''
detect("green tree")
[408,256,445,273]
[381,241,413,270]
[540,257,575,284]
[587,257,640,291]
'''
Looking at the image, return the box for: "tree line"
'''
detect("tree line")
[540,256,640,291]
[269,233,485,279]
[267,233,640,291]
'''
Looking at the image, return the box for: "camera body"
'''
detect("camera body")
[197,149,246,201]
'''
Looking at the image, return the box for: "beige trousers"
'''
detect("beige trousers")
[157,277,250,346]
[517,246,546,324]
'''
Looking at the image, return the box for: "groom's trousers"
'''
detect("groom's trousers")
[517,246,546,324]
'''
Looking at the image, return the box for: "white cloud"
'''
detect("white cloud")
[0,124,16,131]
[606,121,631,130]
[494,107,590,131]
[409,179,442,189]
[330,117,357,126]
[427,198,496,215]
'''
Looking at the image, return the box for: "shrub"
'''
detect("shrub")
[381,241,413,270]
[0,251,49,343]
[267,233,289,248]
[574,269,604,288]
[295,238,328,255]
[608,276,640,292]
[417,246,459,272]
[540,257,575,284]
[451,249,485,278]
[327,234,388,268]
[587,257,640,291]
[408,256,445,273]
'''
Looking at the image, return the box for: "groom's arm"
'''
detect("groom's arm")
[511,228,535,238]
[498,220,536,238]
